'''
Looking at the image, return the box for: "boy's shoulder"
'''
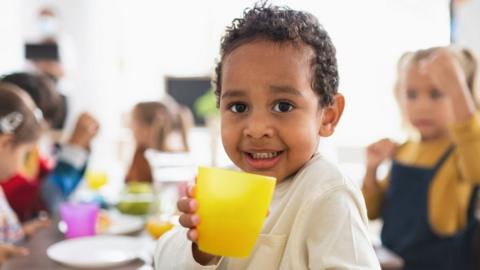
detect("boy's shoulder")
[290,153,356,198]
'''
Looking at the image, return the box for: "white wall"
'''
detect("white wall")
[1,0,450,182]
[454,0,480,55]
[0,0,23,75]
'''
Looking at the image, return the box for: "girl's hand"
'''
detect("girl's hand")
[420,48,468,94]
[0,244,29,266]
[420,48,476,122]
[366,138,397,170]
[177,185,219,265]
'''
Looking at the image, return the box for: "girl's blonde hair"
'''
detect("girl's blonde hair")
[394,46,479,139]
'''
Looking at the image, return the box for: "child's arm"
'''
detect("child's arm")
[21,215,51,239]
[154,185,222,269]
[361,139,396,219]
[420,48,476,123]
[0,244,29,266]
[41,113,99,213]
[67,112,99,151]
[422,48,480,182]
[449,114,480,182]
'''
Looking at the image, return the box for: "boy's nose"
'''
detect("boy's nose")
[243,111,274,139]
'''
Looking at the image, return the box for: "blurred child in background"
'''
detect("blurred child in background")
[0,83,46,265]
[125,98,192,183]
[0,72,99,218]
[362,46,480,270]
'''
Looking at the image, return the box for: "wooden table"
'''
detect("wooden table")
[3,221,147,270]
[3,219,404,270]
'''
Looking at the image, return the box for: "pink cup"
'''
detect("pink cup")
[60,202,99,238]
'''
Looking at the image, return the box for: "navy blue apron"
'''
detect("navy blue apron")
[381,145,478,270]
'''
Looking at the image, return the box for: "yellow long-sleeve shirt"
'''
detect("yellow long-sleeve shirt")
[363,113,480,236]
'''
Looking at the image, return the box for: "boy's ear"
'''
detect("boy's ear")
[318,94,345,137]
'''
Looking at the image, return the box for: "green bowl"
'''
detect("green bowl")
[116,193,154,215]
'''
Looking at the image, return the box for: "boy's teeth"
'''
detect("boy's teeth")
[251,152,278,159]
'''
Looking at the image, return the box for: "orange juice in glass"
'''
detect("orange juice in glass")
[146,217,174,239]
[196,167,276,257]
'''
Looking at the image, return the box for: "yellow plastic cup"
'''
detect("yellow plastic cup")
[196,167,276,257]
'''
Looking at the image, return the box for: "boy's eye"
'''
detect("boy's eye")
[229,103,248,113]
[273,101,294,113]
[430,89,443,100]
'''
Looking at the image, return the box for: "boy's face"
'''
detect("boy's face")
[220,40,338,182]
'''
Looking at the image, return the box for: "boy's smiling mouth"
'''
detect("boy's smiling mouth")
[249,151,279,159]
[243,150,284,171]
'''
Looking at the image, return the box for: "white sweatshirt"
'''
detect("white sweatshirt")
[155,154,380,270]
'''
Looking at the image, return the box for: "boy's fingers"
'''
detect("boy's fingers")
[187,229,198,242]
[177,198,198,213]
[179,214,200,228]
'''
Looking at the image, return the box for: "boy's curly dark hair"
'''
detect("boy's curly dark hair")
[213,2,338,107]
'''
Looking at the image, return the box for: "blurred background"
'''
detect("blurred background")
[0,0,479,187]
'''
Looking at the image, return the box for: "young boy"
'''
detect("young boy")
[155,4,380,269]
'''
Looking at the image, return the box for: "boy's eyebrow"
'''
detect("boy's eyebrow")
[269,85,303,97]
[221,89,246,99]
[221,85,303,99]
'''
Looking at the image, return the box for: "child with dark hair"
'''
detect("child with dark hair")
[126,100,192,183]
[0,72,64,126]
[155,3,379,269]
[0,83,45,265]
[0,72,99,219]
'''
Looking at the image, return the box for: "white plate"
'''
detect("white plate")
[105,213,144,235]
[47,236,143,269]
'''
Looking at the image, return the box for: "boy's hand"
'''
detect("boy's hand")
[177,185,200,241]
[0,244,29,266]
[68,113,100,150]
[366,138,397,170]
[177,185,220,265]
